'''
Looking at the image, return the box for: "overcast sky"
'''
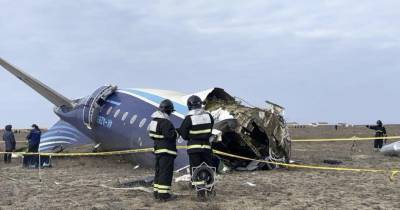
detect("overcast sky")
[0,0,399,128]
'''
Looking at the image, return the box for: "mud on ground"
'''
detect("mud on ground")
[1,127,399,210]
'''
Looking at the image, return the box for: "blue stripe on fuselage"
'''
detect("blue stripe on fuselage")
[124,89,188,116]
[106,100,121,106]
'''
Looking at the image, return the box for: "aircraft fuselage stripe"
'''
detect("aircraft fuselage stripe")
[117,89,186,119]
[39,140,73,148]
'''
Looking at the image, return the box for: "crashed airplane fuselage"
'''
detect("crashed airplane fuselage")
[0,58,291,170]
[381,141,400,156]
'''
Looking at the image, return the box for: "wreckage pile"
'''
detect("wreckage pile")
[203,89,291,170]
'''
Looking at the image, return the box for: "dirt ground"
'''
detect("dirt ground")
[1,126,399,210]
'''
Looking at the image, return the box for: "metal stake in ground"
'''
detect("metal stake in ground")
[38,152,42,182]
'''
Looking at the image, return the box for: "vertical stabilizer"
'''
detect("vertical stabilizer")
[0,57,74,108]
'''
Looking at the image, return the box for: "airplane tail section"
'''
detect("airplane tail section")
[0,57,74,108]
[39,120,94,152]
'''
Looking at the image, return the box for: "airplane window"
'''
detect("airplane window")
[122,112,129,121]
[130,115,137,124]
[138,137,143,147]
[114,109,121,118]
[106,107,113,115]
[139,118,147,128]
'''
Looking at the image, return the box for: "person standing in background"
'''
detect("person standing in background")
[25,124,42,167]
[3,125,16,163]
[366,120,387,151]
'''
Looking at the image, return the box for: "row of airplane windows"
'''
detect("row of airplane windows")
[105,106,147,128]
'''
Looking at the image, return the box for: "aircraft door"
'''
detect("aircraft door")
[83,85,117,129]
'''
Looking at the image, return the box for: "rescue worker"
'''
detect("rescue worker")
[24,124,42,167]
[366,120,387,151]
[2,125,16,163]
[148,99,178,202]
[179,95,214,198]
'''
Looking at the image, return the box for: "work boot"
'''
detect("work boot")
[158,194,177,202]
[197,190,207,202]
[153,191,159,200]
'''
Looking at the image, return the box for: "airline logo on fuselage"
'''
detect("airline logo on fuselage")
[97,116,113,128]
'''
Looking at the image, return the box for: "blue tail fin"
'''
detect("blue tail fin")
[39,120,94,152]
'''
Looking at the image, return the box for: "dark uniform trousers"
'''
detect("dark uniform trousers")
[24,143,39,167]
[374,135,384,149]
[374,136,383,149]
[189,149,212,175]
[4,150,12,163]
[154,154,175,198]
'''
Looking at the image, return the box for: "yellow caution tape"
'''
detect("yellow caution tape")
[1,146,398,181]
[390,171,399,182]
[292,136,400,142]
[212,149,399,181]
[2,136,398,145]
[0,148,154,156]
[1,141,27,143]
